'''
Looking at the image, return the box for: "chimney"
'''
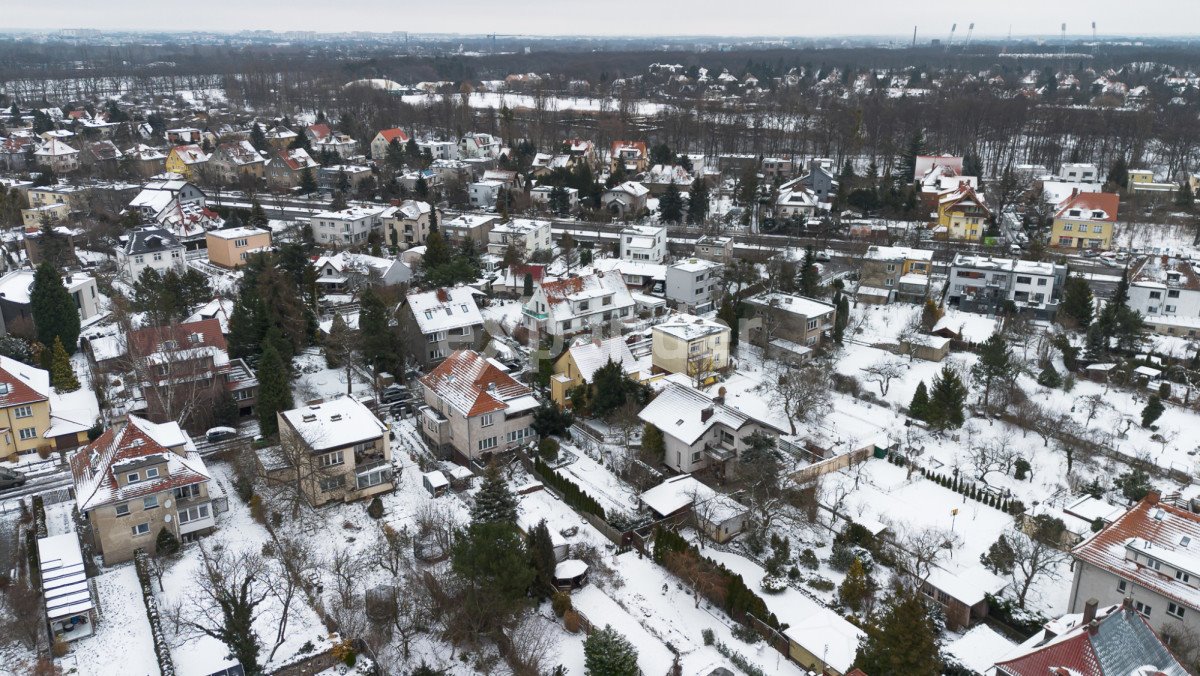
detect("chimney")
[1071,187,1080,198]
[1146,490,1161,505]
[700,406,714,423]
[1086,619,1099,636]
[1082,598,1099,625]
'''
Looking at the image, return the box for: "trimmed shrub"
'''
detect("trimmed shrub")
[563,609,582,633]
[552,591,572,618]
[538,437,560,463]
[366,497,384,519]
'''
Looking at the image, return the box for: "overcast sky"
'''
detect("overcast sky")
[6,1,1200,38]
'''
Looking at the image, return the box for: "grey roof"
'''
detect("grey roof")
[1093,607,1188,676]
[124,226,182,255]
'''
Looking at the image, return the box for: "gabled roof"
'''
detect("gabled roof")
[537,271,635,323]
[306,123,331,141]
[376,128,409,144]
[127,318,227,360]
[0,354,50,408]
[272,147,318,172]
[606,181,650,198]
[405,286,483,334]
[995,604,1187,676]
[1072,494,1200,613]
[639,381,771,445]
[1056,190,1120,222]
[169,144,209,165]
[123,226,182,255]
[70,415,209,511]
[35,139,78,157]
[214,140,262,166]
[566,337,640,383]
[420,349,532,417]
[938,183,991,216]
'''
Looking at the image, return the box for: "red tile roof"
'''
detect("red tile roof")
[307,123,331,141]
[0,360,49,408]
[420,349,531,417]
[1056,190,1120,222]
[127,318,227,359]
[377,128,409,144]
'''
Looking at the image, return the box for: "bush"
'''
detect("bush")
[563,609,582,633]
[534,456,606,520]
[828,543,855,572]
[154,528,180,557]
[702,628,715,646]
[249,495,266,525]
[1014,459,1031,481]
[366,497,384,519]
[552,591,572,618]
[730,624,763,645]
[761,574,788,594]
[806,575,836,592]
[798,548,820,570]
[538,437,560,463]
[134,550,177,676]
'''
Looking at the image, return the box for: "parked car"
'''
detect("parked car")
[389,401,415,417]
[0,467,26,491]
[205,426,237,443]
[381,386,410,404]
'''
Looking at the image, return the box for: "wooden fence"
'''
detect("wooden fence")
[788,446,873,485]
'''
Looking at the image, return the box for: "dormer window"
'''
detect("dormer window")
[425,310,433,320]
[188,333,202,344]
[145,467,159,479]
[127,472,140,484]
[161,340,177,350]
[1069,209,1082,217]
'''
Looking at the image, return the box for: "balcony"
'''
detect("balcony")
[522,306,548,320]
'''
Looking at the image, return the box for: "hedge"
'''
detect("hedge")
[918,467,1026,515]
[134,549,177,676]
[653,527,782,632]
[533,457,606,521]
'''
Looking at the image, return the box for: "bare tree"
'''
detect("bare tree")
[265,533,316,663]
[184,545,272,676]
[262,425,344,520]
[503,613,559,676]
[1007,527,1070,609]
[2,581,44,650]
[862,357,905,397]
[763,359,832,435]
[1079,394,1110,430]
[893,525,961,584]
[967,432,1017,485]
[663,549,725,608]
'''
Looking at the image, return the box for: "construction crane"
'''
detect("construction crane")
[946,23,957,50]
[1060,22,1067,56]
[912,25,917,48]
[1001,25,1012,54]
[964,22,975,48]
[1092,21,1098,54]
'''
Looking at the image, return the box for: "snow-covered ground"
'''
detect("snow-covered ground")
[60,564,160,676]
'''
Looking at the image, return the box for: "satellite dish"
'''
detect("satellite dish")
[164,499,172,508]
[164,515,172,523]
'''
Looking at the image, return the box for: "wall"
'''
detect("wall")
[789,446,872,485]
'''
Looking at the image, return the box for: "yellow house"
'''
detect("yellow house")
[205,227,272,268]
[1127,169,1155,193]
[550,337,649,406]
[651,314,731,383]
[0,356,54,461]
[1050,190,1120,250]
[936,184,991,241]
[21,203,69,227]
[165,144,210,181]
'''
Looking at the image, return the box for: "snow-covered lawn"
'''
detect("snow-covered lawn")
[61,564,160,676]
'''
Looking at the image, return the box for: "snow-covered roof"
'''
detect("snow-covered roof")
[745,292,835,319]
[281,397,387,452]
[406,286,483,334]
[206,226,269,240]
[639,474,746,524]
[639,381,771,445]
[592,257,667,282]
[69,416,209,511]
[567,337,641,383]
[951,253,1059,277]
[537,272,635,324]
[419,349,532,418]
[668,258,721,274]
[38,533,94,621]
[652,313,729,341]
[864,245,934,262]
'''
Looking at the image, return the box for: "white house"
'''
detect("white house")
[602,181,649,217]
[487,219,553,257]
[458,132,501,160]
[947,253,1067,320]
[314,251,412,294]
[1127,256,1200,336]
[468,179,504,209]
[307,205,386,247]
[665,258,723,314]
[775,185,819,219]
[530,185,579,210]
[417,139,458,161]
[523,271,635,337]
[1060,162,1100,184]
[399,287,485,367]
[619,224,667,264]
[34,139,80,173]
[638,381,783,476]
[115,226,186,282]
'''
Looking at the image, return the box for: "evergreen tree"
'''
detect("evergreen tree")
[927,366,967,430]
[658,181,684,224]
[962,152,983,182]
[899,129,927,182]
[249,123,267,151]
[909,381,930,420]
[971,333,1013,409]
[853,585,942,676]
[527,519,557,599]
[48,337,79,391]
[686,176,710,225]
[249,199,268,228]
[471,466,518,524]
[155,527,181,557]
[1176,180,1195,211]
[451,521,535,635]
[798,246,820,297]
[30,261,81,355]
[227,294,262,360]
[1084,323,1108,361]
[1036,362,1062,388]
[1060,275,1095,328]
[329,190,348,212]
[298,167,317,194]
[642,423,665,460]
[920,299,943,332]
[1142,395,1165,428]
[358,287,397,376]
[1106,157,1129,190]
[288,128,311,152]
[523,273,534,297]
[980,534,1016,575]
[1096,267,1144,351]
[832,289,847,343]
[423,230,452,270]
[385,138,405,170]
[838,557,874,613]
[589,359,630,418]
[584,625,640,676]
[718,296,740,348]
[256,334,293,438]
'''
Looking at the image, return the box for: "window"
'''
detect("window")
[691,451,701,463]
[134,255,144,264]
[115,502,130,517]
[1169,603,1186,619]
[145,467,159,479]
[178,503,210,524]
[1037,278,1047,286]
[18,427,36,441]
[1117,580,1128,594]
[175,484,201,500]
[143,496,158,510]
[886,264,897,272]
[13,405,32,419]
[1093,225,1103,233]
[234,238,248,247]
[1149,558,1163,571]
[319,475,346,493]
[1063,223,1073,231]
[481,413,494,427]
[318,450,345,468]
[807,318,818,331]
[357,468,390,490]
[131,522,150,537]
[126,471,141,484]
[1150,291,1162,299]
[1135,601,1153,617]
[1166,305,1177,313]
[1177,570,1191,583]
[171,251,181,259]
[352,441,373,454]
[478,436,497,451]
[153,252,163,262]
[1016,276,1032,284]
[1169,290,1181,298]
